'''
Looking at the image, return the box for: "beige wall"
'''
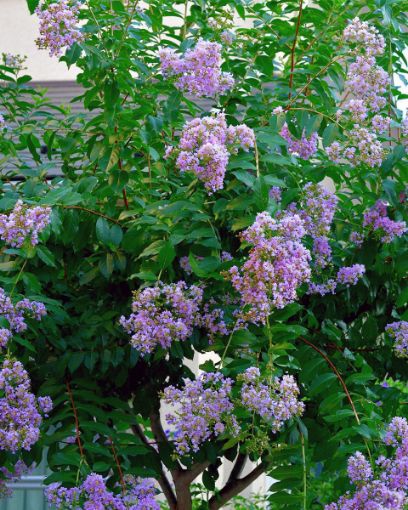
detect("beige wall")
[0,0,77,80]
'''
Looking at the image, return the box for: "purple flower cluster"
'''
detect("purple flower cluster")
[162,372,239,455]
[35,1,83,57]
[307,279,337,296]
[159,39,234,97]
[120,282,203,356]
[171,113,255,193]
[45,473,159,510]
[0,114,5,130]
[2,53,26,71]
[327,18,389,167]
[326,417,408,510]
[120,282,228,355]
[308,264,365,295]
[343,17,385,56]
[0,461,28,499]
[336,264,365,286]
[0,359,52,452]
[269,186,282,202]
[363,200,407,243]
[0,200,51,248]
[239,368,304,431]
[386,321,408,359]
[200,302,229,342]
[0,287,46,349]
[280,123,318,160]
[227,212,311,325]
[297,182,338,267]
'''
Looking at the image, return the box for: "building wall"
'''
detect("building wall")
[0,0,77,81]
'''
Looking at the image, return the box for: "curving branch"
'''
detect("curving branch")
[299,337,360,424]
[227,452,247,484]
[65,379,85,458]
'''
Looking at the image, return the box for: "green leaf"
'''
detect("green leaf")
[110,224,123,247]
[37,246,56,267]
[26,0,40,14]
[158,240,176,270]
[96,218,111,245]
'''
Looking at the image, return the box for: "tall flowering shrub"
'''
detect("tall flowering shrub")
[0,0,406,509]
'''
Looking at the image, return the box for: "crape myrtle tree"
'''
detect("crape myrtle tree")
[0,0,407,508]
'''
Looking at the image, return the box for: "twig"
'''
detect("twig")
[300,431,307,510]
[299,337,360,424]
[59,205,121,225]
[109,438,126,493]
[65,380,85,458]
[287,55,344,107]
[288,0,304,99]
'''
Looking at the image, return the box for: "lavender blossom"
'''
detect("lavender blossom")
[159,39,234,97]
[120,281,203,356]
[239,368,304,431]
[162,372,239,455]
[385,321,408,359]
[45,473,159,509]
[326,417,408,509]
[35,1,83,57]
[227,212,311,325]
[173,113,255,193]
[0,359,52,452]
[337,264,365,286]
[363,200,407,243]
[280,123,318,160]
[0,200,51,248]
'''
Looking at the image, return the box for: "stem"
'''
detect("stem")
[287,56,344,107]
[10,259,27,297]
[300,431,307,510]
[299,337,360,424]
[288,0,304,99]
[288,107,344,129]
[58,205,121,224]
[220,325,237,367]
[181,0,189,39]
[109,438,126,493]
[254,139,260,177]
[66,380,85,458]
[299,337,373,462]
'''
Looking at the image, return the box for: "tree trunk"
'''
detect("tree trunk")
[175,482,193,510]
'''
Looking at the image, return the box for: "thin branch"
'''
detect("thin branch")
[298,337,360,424]
[65,380,85,458]
[208,462,266,510]
[300,431,307,510]
[109,438,126,492]
[287,55,344,107]
[288,0,304,99]
[59,205,121,224]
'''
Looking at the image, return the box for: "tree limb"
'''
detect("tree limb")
[208,462,266,510]
[227,453,247,484]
